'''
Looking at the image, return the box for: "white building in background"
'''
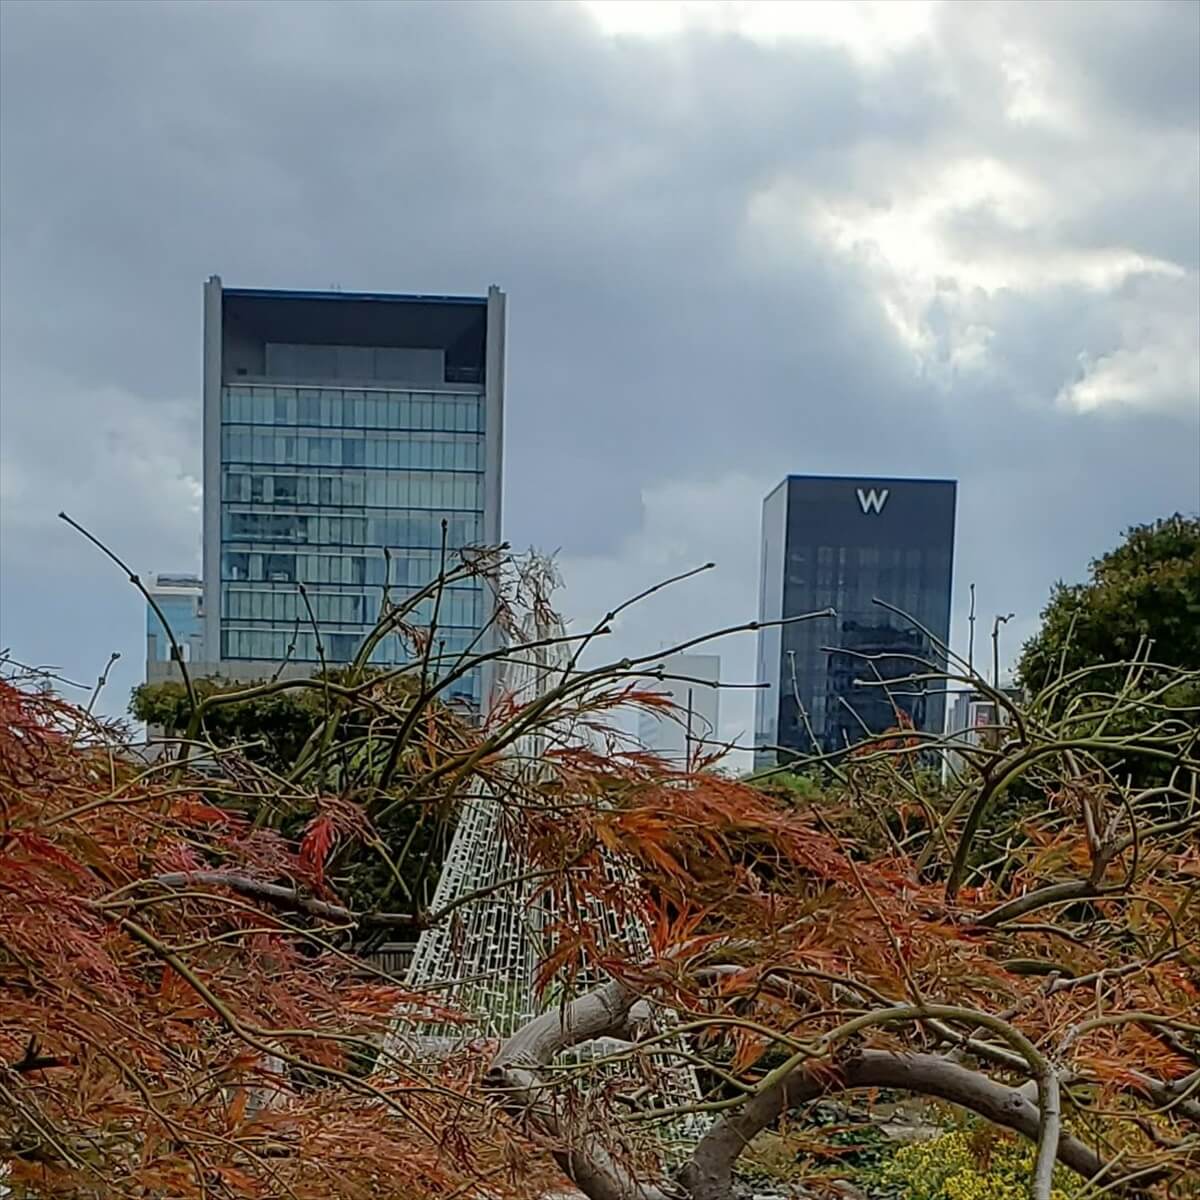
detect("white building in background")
[145,573,206,682]
[942,687,1020,782]
[637,652,722,768]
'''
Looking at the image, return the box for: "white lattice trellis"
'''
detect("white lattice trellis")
[386,560,701,1126]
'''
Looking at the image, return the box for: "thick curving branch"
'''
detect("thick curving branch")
[488,979,639,1086]
[486,979,672,1200]
[679,1049,1158,1200]
[488,976,1160,1200]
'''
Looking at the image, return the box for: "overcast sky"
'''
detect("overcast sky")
[1,0,1197,759]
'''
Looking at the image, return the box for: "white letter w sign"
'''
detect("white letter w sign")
[856,487,889,515]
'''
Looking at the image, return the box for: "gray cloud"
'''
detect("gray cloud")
[2,0,1197,753]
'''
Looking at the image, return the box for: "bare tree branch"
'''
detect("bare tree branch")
[138,872,415,927]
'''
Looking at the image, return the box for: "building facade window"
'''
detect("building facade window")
[217,381,487,699]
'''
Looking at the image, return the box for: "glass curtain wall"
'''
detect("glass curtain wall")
[755,477,955,764]
[218,383,486,702]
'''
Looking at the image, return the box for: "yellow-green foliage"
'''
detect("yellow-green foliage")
[873,1129,1080,1200]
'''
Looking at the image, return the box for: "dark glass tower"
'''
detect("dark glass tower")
[754,475,956,765]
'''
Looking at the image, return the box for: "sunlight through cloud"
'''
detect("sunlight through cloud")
[581,0,937,62]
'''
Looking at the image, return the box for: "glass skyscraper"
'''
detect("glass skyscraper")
[201,279,505,706]
[754,475,956,766]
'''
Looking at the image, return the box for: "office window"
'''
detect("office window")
[219,372,492,673]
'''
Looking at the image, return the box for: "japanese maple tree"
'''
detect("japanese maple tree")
[3,526,1197,1200]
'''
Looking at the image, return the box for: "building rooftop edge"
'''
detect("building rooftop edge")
[779,474,958,485]
[782,472,960,482]
[220,287,490,306]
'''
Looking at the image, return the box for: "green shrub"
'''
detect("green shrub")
[868,1128,1080,1200]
